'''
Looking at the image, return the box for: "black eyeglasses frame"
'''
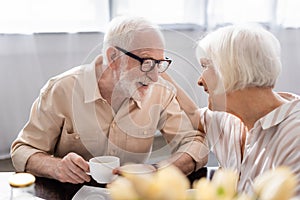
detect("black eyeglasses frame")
[114,46,172,73]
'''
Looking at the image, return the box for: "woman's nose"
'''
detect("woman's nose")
[198,76,204,86]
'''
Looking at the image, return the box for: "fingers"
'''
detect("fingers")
[70,153,90,174]
[67,154,91,183]
[112,167,121,175]
[56,153,91,184]
[68,153,91,183]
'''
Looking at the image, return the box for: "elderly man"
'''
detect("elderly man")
[11,16,208,184]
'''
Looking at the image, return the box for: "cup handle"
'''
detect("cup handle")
[86,161,91,175]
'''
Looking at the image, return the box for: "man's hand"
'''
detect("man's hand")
[157,153,199,175]
[26,152,91,184]
[53,152,91,183]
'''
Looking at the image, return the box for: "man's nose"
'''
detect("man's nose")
[146,65,159,82]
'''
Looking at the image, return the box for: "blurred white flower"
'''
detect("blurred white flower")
[153,165,190,200]
[253,166,297,200]
[122,172,157,199]
[112,164,189,200]
[108,165,298,200]
[193,177,216,200]
[211,169,239,200]
[234,193,255,200]
[107,176,139,200]
[192,169,239,200]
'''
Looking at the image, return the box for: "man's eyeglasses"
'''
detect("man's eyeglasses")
[115,46,172,73]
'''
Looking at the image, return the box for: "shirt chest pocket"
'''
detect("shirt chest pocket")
[114,116,158,152]
[114,111,158,135]
[124,128,156,153]
[123,128,156,138]
[54,121,85,157]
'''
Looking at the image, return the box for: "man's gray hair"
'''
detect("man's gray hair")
[102,16,164,65]
[197,23,282,92]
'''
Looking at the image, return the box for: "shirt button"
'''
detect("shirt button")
[111,122,116,128]
[75,135,80,140]
[143,130,147,135]
[111,150,116,155]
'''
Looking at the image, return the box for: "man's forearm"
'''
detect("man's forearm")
[26,152,90,184]
[25,152,61,180]
[173,153,196,175]
[161,73,203,132]
[158,152,197,175]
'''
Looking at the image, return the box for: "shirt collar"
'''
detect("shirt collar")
[83,55,103,103]
[82,55,143,108]
[82,56,161,109]
[258,92,300,130]
[133,98,142,109]
[129,90,144,109]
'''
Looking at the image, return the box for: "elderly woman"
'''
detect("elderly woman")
[163,24,300,196]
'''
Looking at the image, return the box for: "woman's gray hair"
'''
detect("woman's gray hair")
[102,15,164,65]
[197,23,282,92]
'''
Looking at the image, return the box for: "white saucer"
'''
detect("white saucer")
[72,185,111,200]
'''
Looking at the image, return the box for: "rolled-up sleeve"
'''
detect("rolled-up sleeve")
[11,83,63,171]
[159,93,209,170]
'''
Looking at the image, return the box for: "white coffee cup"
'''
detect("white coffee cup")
[89,156,120,184]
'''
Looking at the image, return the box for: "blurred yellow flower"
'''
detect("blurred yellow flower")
[108,165,298,200]
[253,166,297,200]
[109,164,189,200]
[211,169,239,200]
[193,178,216,200]
[122,172,157,200]
[234,193,254,200]
[107,176,139,200]
[153,165,190,200]
[193,169,238,200]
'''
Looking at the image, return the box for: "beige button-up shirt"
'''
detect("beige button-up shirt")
[199,93,300,196]
[11,56,207,171]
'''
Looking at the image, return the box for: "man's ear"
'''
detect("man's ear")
[106,47,118,68]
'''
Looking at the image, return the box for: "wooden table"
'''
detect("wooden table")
[0,167,213,200]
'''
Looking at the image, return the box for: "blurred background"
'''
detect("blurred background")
[0,0,299,166]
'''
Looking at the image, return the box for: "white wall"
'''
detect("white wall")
[1,28,299,159]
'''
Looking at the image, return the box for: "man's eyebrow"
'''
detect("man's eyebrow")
[138,53,164,60]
